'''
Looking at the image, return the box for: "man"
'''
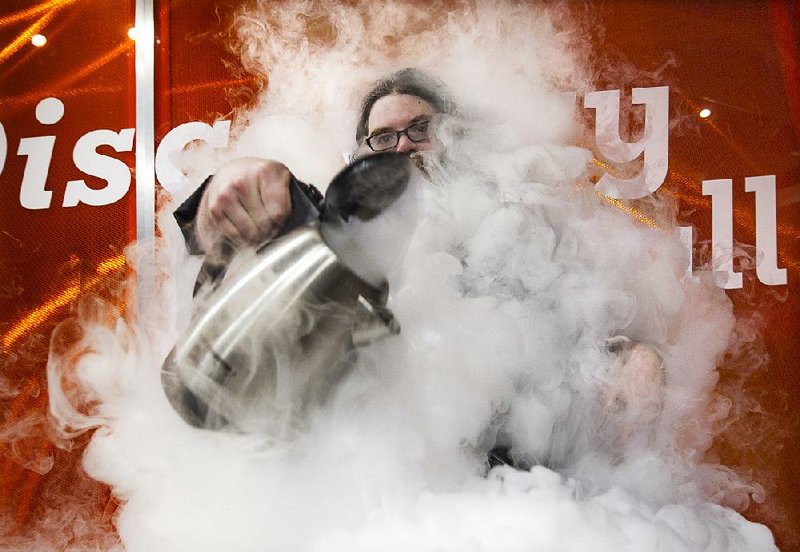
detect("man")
[170,67,664,469]
[168,67,537,463]
[174,68,454,263]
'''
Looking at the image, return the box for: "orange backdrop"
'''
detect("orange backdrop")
[0,1,798,549]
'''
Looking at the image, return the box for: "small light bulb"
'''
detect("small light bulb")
[31,34,47,47]
[699,108,711,119]
[128,27,137,40]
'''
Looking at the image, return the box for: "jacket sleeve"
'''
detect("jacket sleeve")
[173,176,212,256]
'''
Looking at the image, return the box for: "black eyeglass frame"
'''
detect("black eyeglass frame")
[364,120,431,152]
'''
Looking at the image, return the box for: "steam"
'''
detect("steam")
[32,1,779,550]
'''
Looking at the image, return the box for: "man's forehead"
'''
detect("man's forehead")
[367,94,437,133]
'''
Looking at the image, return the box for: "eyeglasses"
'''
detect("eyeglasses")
[365,120,431,152]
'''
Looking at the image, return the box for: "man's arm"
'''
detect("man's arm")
[173,157,323,290]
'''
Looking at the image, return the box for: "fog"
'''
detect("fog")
[33,1,778,550]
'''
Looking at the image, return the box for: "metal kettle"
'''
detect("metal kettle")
[161,154,411,436]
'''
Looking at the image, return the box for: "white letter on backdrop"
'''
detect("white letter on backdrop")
[0,122,7,177]
[745,175,787,286]
[63,128,136,207]
[702,178,742,289]
[584,86,669,199]
[18,97,65,209]
[155,120,231,193]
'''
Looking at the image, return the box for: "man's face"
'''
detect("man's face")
[366,94,437,155]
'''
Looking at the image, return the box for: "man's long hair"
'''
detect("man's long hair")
[355,68,456,143]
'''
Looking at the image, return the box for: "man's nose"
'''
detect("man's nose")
[394,134,417,154]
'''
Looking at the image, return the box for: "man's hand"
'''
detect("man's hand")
[600,341,665,447]
[196,158,292,253]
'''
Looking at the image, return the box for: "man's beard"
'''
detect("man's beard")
[409,149,450,183]
[409,150,435,179]
[408,151,425,171]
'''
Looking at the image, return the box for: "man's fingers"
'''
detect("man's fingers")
[237,171,273,236]
[257,163,292,233]
[215,161,292,242]
[207,192,260,243]
[215,215,248,246]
